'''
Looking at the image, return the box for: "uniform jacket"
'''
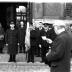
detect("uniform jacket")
[30,29,37,47]
[40,28,49,48]
[46,31,72,72]
[35,28,41,46]
[48,28,57,41]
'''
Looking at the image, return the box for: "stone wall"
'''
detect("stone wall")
[32,3,64,19]
[32,3,43,19]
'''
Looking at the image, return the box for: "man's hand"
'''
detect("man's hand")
[42,36,46,40]
[0,35,4,40]
[46,49,51,56]
[6,44,8,46]
[17,43,19,45]
[39,44,41,48]
[47,38,52,44]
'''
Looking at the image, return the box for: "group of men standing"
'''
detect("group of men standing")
[28,23,57,63]
[5,21,26,62]
[0,21,56,63]
[0,20,72,72]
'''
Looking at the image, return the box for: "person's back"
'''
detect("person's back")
[46,20,72,72]
[53,31,72,72]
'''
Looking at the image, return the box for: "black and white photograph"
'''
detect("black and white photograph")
[0,0,72,72]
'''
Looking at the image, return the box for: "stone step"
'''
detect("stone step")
[0,54,42,62]
[1,54,72,72]
[0,62,50,72]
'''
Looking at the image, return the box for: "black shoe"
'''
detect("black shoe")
[12,60,16,62]
[8,60,16,62]
[30,60,34,63]
[8,60,13,62]
[8,59,12,62]
[8,60,11,62]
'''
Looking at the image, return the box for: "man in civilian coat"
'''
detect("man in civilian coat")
[5,22,18,62]
[46,20,72,72]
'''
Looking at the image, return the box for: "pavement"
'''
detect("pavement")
[0,54,50,72]
[0,62,50,72]
[0,60,72,72]
[0,53,71,72]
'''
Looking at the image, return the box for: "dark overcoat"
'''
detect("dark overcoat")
[46,31,72,72]
[18,27,26,45]
[5,29,18,54]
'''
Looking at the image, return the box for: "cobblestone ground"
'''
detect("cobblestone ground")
[0,62,50,72]
[0,55,72,72]
[0,60,72,72]
[0,54,50,72]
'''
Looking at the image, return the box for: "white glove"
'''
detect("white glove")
[42,36,46,40]
[17,43,19,45]
[0,35,4,40]
[47,38,52,44]
[6,44,8,46]
[39,44,41,48]
[46,49,51,56]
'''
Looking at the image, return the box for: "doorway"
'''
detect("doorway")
[0,2,32,31]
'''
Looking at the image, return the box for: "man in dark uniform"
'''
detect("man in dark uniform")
[46,20,72,72]
[35,23,43,57]
[35,27,41,57]
[40,23,50,62]
[18,21,26,53]
[5,21,18,62]
[47,24,57,50]
[47,24,57,41]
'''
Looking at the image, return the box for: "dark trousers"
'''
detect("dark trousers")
[41,46,49,62]
[0,41,4,53]
[0,46,3,53]
[9,54,16,62]
[35,46,40,57]
[28,46,34,62]
[19,43,25,53]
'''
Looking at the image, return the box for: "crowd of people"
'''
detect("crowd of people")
[0,20,57,63]
[0,21,26,62]
[27,22,57,63]
[1,20,72,72]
